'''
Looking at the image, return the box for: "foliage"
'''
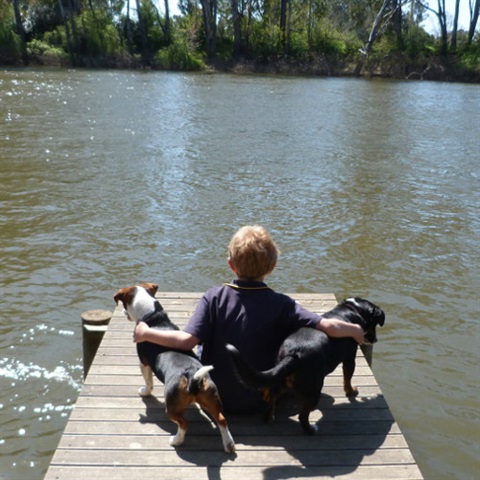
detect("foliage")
[76,9,124,56]
[404,23,436,58]
[0,0,21,64]
[154,18,206,70]
[0,0,477,81]
[139,0,169,52]
[26,38,67,63]
[43,26,67,48]
[288,30,310,57]
[309,18,362,56]
[249,22,284,58]
[154,40,206,70]
[26,0,63,39]
[457,42,480,73]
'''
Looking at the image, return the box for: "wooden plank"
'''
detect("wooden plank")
[51,433,411,450]
[45,465,423,480]
[63,419,403,437]
[45,293,423,480]
[47,447,418,467]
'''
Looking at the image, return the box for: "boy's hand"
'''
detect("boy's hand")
[133,322,149,343]
[352,324,365,345]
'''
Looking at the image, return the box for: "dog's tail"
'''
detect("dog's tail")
[225,343,298,389]
[188,365,214,395]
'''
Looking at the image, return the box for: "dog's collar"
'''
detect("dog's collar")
[141,301,164,324]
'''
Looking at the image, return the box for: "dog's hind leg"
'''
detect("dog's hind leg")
[262,387,278,424]
[299,400,319,435]
[215,412,235,453]
[165,404,188,446]
[138,363,154,397]
[165,388,191,447]
[169,422,187,447]
[298,383,322,435]
[197,392,235,453]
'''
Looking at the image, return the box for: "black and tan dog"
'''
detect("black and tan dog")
[114,283,235,452]
[226,297,385,435]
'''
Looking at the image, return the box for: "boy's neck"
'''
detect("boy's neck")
[236,276,265,283]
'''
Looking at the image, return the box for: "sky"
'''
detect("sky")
[422,0,476,33]
[164,0,476,34]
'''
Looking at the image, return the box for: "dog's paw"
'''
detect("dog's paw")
[224,440,236,453]
[264,410,275,424]
[221,428,236,453]
[169,432,185,447]
[302,423,318,435]
[138,385,153,397]
[345,386,359,397]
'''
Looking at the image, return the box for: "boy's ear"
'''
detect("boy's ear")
[228,257,237,273]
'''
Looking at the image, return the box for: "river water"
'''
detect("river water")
[0,68,479,480]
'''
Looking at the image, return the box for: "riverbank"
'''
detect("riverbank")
[212,53,480,83]
[8,49,479,83]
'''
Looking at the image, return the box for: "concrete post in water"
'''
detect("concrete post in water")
[361,344,373,367]
[82,309,112,378]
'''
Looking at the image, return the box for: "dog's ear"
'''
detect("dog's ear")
[374,307,385,326]
[141,282,159,298]
[113,288,125,304]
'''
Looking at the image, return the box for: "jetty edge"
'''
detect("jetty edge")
[44,292,423,480]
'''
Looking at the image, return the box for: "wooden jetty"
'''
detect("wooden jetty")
[44,293,423,480]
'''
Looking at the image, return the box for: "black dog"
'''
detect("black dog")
[226,297,385,435]
[114,283,235,452]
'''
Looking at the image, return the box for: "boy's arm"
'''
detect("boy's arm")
[316,318,365,345]
[134,322,200,350]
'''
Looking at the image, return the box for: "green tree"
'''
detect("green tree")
[12,0,28,63]
[361,0,399,56]
[0,0,22,63]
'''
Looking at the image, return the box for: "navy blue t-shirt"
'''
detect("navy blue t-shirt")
[184,279,321,413]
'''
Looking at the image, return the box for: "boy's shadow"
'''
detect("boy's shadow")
[252,392,395,480]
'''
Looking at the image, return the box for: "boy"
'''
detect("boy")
[134,225,364,413]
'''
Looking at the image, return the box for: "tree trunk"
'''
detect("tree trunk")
[420,0,449,54]
[125,0,134,53]
[361,0,393,56]
[12,0,28,65]
[57,0,75,63]
[437,0,448,55]
[467,0,480,46]
[307,0,313,49]
[67,0,79,50]
[451,0,460,51]
[280,0,287,52]
[231,0,241,58]
[135,0,150,65]
[199,0,217,60]
[164,0,171,45]
[391,0,402,47]
[245,0,253,54]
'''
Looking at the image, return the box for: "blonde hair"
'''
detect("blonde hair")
[228,225,279,280]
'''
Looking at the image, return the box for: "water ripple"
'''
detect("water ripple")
[1,69,479,480]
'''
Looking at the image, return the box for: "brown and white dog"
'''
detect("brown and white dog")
[113,283,235,452]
